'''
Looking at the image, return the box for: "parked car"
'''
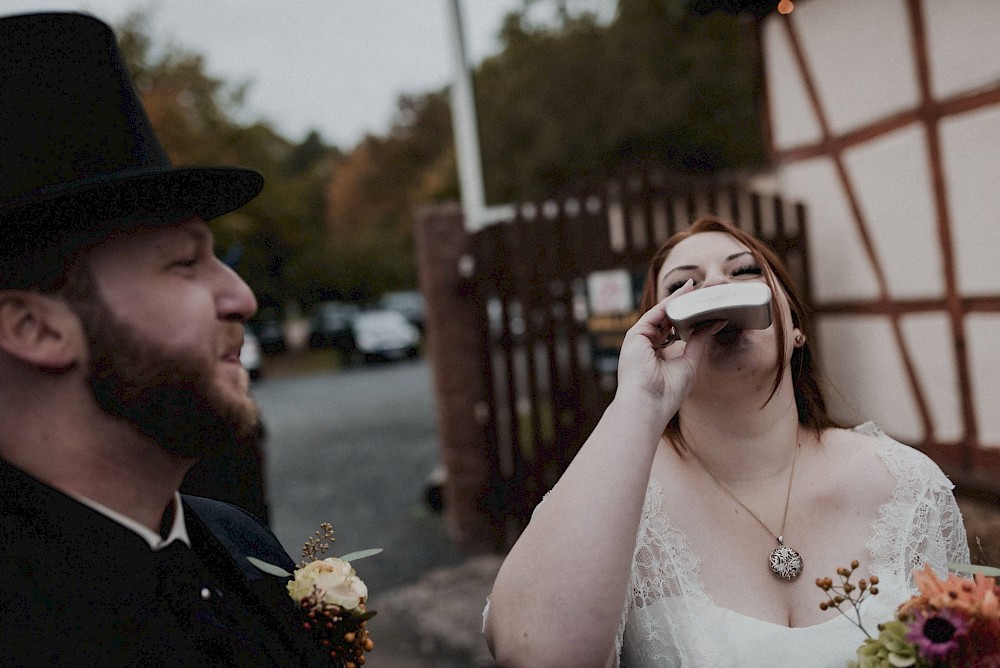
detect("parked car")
[240,327,263,380]
[350,309,421,363]
[308,301,360,352]
[250,308,286,354]
[378,290,426,331]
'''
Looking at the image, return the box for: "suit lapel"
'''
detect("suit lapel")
[183,496,329,667]
[0,459,223,665]
[0,459,327,667]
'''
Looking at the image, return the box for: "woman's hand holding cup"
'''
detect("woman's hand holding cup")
[615,279,726,422]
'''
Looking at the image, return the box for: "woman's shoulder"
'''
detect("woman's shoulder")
[823,422,955,493]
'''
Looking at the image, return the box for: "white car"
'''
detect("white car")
[240,327,263,380]
[351,309,421,363]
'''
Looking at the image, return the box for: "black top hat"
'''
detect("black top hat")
[0,12,264,284]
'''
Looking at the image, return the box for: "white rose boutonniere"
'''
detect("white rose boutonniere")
[249,523,382,667]
[288,557,368,612]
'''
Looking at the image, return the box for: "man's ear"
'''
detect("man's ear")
[0,290,84,370]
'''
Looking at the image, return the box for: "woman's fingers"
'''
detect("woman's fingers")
[634,279,694,347]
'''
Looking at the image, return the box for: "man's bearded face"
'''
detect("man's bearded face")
[66,263,260,458]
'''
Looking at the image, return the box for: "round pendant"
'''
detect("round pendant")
[769,545,803,580]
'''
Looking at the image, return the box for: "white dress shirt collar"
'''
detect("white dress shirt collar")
[71,491,191,551]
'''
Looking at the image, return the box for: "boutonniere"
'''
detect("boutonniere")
[816,559,1000,667]
[249,523,382,667]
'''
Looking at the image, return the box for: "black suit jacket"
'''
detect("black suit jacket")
[0,457,328,667]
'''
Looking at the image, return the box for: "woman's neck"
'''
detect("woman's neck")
[677,380,805,483]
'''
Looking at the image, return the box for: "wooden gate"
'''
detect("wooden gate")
[465,171,811,546]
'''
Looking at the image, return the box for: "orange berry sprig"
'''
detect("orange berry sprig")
[815,560,880,639]
[299,595,377,667]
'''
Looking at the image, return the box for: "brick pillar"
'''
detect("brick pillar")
[414,202,503,552]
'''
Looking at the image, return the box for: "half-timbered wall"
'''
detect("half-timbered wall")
[761,0,1000,490]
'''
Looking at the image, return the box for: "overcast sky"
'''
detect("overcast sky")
[2,0,532,148]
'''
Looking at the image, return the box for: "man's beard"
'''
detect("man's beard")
[71,281,260,458]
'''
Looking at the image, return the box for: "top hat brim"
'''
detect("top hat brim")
[0,165,264,230]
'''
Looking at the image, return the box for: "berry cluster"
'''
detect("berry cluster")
[300,596,376,667]
[816,559,880,638]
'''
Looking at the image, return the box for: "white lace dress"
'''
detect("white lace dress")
[616,423,969,667]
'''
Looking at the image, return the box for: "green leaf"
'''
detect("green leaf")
[947,562,1000,577]
[357,610,378,622]
[247,556,292,578]
[338,548,383,563]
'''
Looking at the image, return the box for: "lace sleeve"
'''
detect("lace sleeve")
[614,480,722,668]
[862,423,970,590]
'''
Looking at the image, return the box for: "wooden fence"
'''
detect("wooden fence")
[416,171,812,550]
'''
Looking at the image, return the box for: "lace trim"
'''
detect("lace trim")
[617,479,720,665]
[860,421,970,590]
[630,480,708,608]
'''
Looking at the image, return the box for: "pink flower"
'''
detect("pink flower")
[906,607,969,661]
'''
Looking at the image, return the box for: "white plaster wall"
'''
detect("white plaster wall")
[763,14,821,150]
[841,124,944,300]
[899,312,963,442]
[965,314,1000,447]
[790,0,919,135]
[922,0,1000,99]
[939,105,1000,296]
[778,158,879,303]
[764,0,1000,453]
[817,315,923,443]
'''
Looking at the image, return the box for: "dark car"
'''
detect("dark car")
[378,290,426,331]
[308,301,361,352]
[250,308,286,354]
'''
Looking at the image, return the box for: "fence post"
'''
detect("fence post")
[414,202,504,552]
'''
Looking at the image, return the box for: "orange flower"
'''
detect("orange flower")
[899,564,1000,620]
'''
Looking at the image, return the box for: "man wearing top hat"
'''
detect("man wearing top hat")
[0,12,331,666]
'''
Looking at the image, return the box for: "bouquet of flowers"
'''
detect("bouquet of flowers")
[817,560,1000,667]
[250,523,382,667]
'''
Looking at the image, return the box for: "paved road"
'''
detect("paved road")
[251,357,467,597]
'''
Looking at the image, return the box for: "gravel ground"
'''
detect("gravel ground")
[367,554,502,668]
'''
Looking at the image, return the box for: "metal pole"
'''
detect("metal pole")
[445,0,513,232]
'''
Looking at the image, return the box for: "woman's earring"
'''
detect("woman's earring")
[794,333,805,346]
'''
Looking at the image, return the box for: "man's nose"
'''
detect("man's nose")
[215,259,257,322]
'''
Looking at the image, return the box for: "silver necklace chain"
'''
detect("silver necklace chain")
[689,441,805,580]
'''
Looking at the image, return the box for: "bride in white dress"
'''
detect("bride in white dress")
[483,216,969,667]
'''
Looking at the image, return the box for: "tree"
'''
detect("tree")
[116,1,769,309]
[322,91,459,301]
[315,0,767,298]
[474,0,766,203]
[116,12,339,315]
